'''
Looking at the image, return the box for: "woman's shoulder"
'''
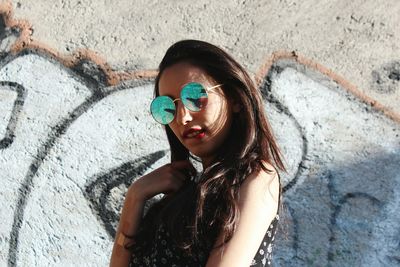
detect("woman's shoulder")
[241,161,279,191]
[239,160,280,206]
[260,160,278,176]
[204,161,280,266]
[239,161,280,209]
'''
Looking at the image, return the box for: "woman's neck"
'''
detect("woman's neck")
[201,155,217,170]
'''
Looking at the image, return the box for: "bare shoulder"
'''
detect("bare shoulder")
[239,160,280,206]
[205,161,281,266]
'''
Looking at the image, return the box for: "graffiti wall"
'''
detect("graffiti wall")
[0,2,399,266]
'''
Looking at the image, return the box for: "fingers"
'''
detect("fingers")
[170,160,197,176]
[163,170,188,195]
[159,160,197,196]
[170,169,187,181]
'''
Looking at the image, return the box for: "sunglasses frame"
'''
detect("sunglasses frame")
[151,82,223,125]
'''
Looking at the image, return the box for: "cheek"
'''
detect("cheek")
[198,97,208,109]
[201,108,216,122]
[204,98,229,123]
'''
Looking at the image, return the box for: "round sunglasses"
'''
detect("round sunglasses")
[150,82,223,125]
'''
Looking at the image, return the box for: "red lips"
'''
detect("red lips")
[182,127,204,138]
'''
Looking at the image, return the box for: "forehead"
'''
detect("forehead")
[158,62,215,96]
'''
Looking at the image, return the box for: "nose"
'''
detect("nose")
[175,100,193,125]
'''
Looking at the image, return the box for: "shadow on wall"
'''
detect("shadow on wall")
[275,151,400,267]
[262,63,400,266]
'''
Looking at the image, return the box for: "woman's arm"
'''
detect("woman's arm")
[109,160,196,266]
[206,163,280,267]
[109,186,145,267]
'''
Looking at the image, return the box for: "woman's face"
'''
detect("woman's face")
[158,61,239,168]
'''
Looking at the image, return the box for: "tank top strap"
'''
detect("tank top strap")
[276,171,282,215]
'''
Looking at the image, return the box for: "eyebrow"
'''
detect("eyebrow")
[159,87,181,99]
[159,92,177,99]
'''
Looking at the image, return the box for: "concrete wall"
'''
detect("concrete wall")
[0,1,399,266]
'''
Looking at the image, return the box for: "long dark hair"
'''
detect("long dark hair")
[131,40,287,260]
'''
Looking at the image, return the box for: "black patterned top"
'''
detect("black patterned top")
[129,177,281,266]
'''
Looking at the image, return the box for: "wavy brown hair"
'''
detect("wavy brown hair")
[131,40,287,260]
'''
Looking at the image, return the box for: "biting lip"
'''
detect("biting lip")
[182,127,204,138]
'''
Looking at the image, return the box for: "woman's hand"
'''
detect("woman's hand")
[128,160,197,202]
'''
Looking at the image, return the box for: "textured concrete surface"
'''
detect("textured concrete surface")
[4,0,400,115]
[0,52,169,265]
[0,1,399,266]
[265,63,400,266]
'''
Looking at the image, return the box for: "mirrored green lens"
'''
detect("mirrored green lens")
[150,96,175,124]
[181,82,208,111]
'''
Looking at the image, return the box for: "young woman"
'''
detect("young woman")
[110,40,286,267]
